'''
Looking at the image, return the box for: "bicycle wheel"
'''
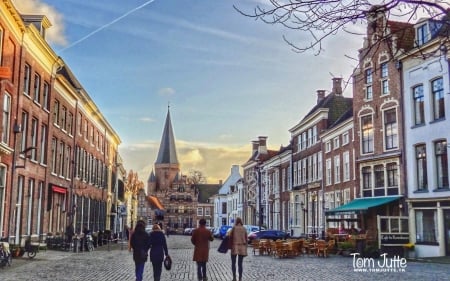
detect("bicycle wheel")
[27,250,36,258]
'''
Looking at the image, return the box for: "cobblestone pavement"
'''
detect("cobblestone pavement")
[0,235,448,281]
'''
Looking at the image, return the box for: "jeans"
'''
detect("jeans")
[135,262,145,281]
[231,254,244,280]
[196,261,207,280]
[151,261,163,281]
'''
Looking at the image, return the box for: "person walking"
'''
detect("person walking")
[129,220,150,281]
[148,224,169,281]
[228,218,248,281]
[191,218,214,281]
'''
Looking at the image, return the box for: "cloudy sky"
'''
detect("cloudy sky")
[13,0,362,183]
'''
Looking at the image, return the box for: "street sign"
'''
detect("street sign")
[119,205,127,215]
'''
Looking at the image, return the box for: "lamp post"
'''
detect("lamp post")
[300,201,307,236]
[311,191,317,238]
[257,165,263,231]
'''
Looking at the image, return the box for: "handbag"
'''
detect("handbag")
[164,255,172,270]
[227,229,234,249]
[217,236,229,254]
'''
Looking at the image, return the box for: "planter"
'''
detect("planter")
[405,249,416,259]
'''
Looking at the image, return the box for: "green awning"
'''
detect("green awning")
[325,196,402,215]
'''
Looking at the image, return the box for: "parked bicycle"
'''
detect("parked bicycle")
[24,238,38,258]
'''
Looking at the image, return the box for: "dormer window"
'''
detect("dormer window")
[416,23,429,46]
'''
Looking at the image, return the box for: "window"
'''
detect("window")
[312,126,317,144]
[67,112,73,135]
[301,132,307,150]
[415,144,427,191]
[326,159,332,185]
[342,132,349,145]
[31,118,38,161]
[308,128,313,147]
[40,124,47,164]
[334,156,340,183]
[416,24,428,46]
[365,68,373,100]
[380,62,389,95]
[366,85,373,100]
[293,162,298,185]
[362,166,372,190]
[343,151,350,181]
[387,163,398,187]
[325,141,331,153]
[413,85,425,125]
[20,111,28,152]
[365,68,372,83]
[61,106,67,131]
[205,207,210,216]
[59,141,64,176]
[432,77,444,120]
[33,73,40,103]
[51,138,57,174]
[53,100,59,125]
[42,82,49,110]
[415,209,437,243]
[333,137,339,149]
[384,109,398,150]
[375,165,384,188]
[2,93,11,143]
[23,64,31,95]
[297,135,301,151]
[435,140,448,189]
[361,115,373,154]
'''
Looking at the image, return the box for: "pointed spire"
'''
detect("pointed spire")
[155,107,179,164]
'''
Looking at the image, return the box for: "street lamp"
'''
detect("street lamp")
[300,201,307,236]
[311,191,317,238]
[256,165,263,231]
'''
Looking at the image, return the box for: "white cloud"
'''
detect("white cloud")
[138,117,155,123]
[12,0,68,46]
[158,87,175,97]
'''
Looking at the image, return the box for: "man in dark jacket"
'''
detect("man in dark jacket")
[191,218,214,281]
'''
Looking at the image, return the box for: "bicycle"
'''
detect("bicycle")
[24,239,38,258]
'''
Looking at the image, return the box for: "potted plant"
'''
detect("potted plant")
[402,243,415,259]
[338,241,355,257]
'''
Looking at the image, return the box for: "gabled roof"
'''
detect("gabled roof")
[302,93,353,129]
[193,184,222,203]
[155,108,179,164]
[386,20,415,51]
[218,165,242,195]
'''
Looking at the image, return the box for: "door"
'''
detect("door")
[444,210,450,256]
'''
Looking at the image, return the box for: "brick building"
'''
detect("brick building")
[0,1,123,244]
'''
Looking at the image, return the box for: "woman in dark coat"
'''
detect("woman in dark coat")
[191,218,214,281]
[130,220,150,281]
[148,224,169,281]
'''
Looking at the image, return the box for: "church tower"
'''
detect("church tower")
[148,108,180,193]
[147,107,197,232]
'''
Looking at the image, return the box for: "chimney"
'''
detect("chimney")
[231,165,239,175]
[258,136,268,155]
[252,140,259,156]
[317,90,326,104]
[332,78,343,96]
